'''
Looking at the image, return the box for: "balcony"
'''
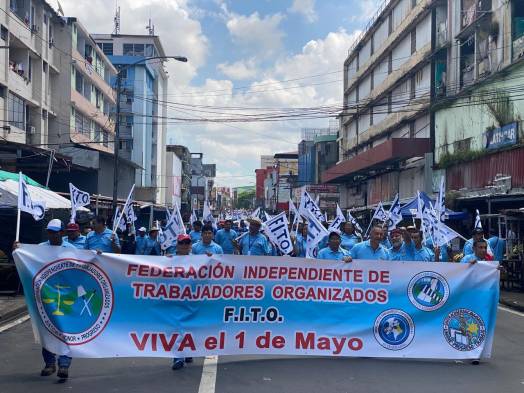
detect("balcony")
[322,138,431,184]
[71,89,115,133]
[9,67,32,101]
[73,49,116,104]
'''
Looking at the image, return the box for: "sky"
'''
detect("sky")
[58,0,382,188]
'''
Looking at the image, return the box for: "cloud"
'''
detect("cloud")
[225,11,286,58]
[217,58,258,80]
[288,0,317,23]
[58,0,208,86]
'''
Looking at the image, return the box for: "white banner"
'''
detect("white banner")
[328,204,345,233]
[299,190,324,223]
[263,211,293,255]
[69,183,90,223]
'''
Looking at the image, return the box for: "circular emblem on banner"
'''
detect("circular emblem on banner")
[32,259,113,345]
[443,309,486,352]
[407,271,450,311]
[373,309,415,350]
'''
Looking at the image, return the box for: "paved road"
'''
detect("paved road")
[0,307,523,393]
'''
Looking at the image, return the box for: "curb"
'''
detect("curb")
[0,305,28,327]
[499,299,524,313]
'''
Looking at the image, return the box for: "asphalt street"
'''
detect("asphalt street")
[0,306,523,393]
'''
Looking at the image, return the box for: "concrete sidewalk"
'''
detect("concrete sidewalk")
[499,290,524,312]
[0,296,27,326]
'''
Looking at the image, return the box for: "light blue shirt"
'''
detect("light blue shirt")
[239,233,270,256]
[340,233,359,250]
[317,246,350,261]
[381,238,392,249]
[39,240,76,249]
[135,235,148,255]
[143,236,161,255]
[84,228,119,253]
[424,237,449,262]
[350,240,389,260]
[189,230,201,244]
[488,236,505,261]
[296,233,307,257]
[215,229,238,254]
[192,241,223,255]
[317,235,328,251]
[63,235,86,249]
[464,238,493,256]
[409,245,435,262]
[460,254,485,264]
[388,243,410,261]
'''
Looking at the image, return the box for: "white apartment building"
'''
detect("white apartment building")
[323,0,448,209]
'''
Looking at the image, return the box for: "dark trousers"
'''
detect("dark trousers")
[42,348,72,368]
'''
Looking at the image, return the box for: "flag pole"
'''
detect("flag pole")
[15,206,21,242]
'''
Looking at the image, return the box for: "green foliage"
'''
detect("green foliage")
[236,190,256,209]
[438,149,487,169]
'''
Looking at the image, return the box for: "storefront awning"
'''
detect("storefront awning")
[322,138,431,184]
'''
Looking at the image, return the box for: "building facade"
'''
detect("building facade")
[434,0,524,213]
[273,152,298,211]
[166,144,191,214]
[324,0,444,208]
[93,33,169,204]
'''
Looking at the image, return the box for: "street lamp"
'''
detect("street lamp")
[112,56,188,214]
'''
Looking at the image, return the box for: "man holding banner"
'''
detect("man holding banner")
[234,217,270,256]
[64,223,86,249]
[84,216,121,254]
[347,226,389,261]
[317,232,352,261]
[192,225,223,255]
[340,222,360,251]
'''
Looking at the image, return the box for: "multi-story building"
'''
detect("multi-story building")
[298,126,339,187]
[0,1,74,182]
[273,151,298,211]
[93,33,169,204]
[166,144,191,214]
[323,0,445,208]
[50,18,137,198]
[433,0,524,213]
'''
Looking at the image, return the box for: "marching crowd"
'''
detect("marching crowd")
[13,210,503,380]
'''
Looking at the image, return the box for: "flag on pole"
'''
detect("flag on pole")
[347,210,363,236]
[299,190,324,222]
[69,183,90,223]
[289,199,299,223]
[203,200,217,229]
[17,172,45,221]
[250,207,261,220]
[328,204,345,233]
[385,194,402,231]
[264,212,273,222]
[474,209,483,231]
[364,202,388,237]
[436,176,447,222]
[162,202,187,250]
[112,184,135,234]
[190,209,198,224]
[263,212,293,255]
[302,208,328,259]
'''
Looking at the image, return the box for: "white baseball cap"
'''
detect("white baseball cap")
[46,219,63,232]
[138,227,147,232]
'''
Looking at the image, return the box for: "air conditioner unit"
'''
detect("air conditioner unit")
[27,125,36,135]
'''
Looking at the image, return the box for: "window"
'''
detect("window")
[145,44,154,57]
[8,92,25,129]
[1,25,7,41]
[100,42,113,56]
[123,44,134,56]
[42,61,47,73]
[28,56,32,81]
[95,88,101,108]
[103,131,109,147]
[95,124,102,141]
[118,67,127,79]
[133,44,144,56]
[43,13,47,25]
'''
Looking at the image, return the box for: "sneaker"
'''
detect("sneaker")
[185,357,193,363]
[57,367,69,380]
[40,365,56,376]
[172,360,185,370]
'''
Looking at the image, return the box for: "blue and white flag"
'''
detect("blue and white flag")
[264,212,293,255]
[17,172,45,221]
[299,190,324,223]
[347,210,363,236]
[162,203,186,250]
[305,209,329,259]
[386,194,402,230]
[190,210,198,224]
[69,183,90,223]
[436,176,447,222]
[328,204,345,233]
[474,209,483,231]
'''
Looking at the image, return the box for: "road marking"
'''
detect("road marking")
[198,355,218,393]
[498,306,524,317]
[0,314,30,333]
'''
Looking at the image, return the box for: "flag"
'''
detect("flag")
[299,190,324,222]
[264,212,273,222]
[190,209,198,224]
[112,184,135,234]
[347,210,363,236]
[436,176,447,222]
[304,209,328,259]
[17,172,45,221]
[385,194,402,231]
[69,183,90,223]
[203,200,217,229]
[289,199,299,224]
[328,204,345,233]
[264,212,293,255]
[250,207,261,219]
[372,202,388,222]
[474,209,482,231]
[417,191,432,242]
[162,203,186,250]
